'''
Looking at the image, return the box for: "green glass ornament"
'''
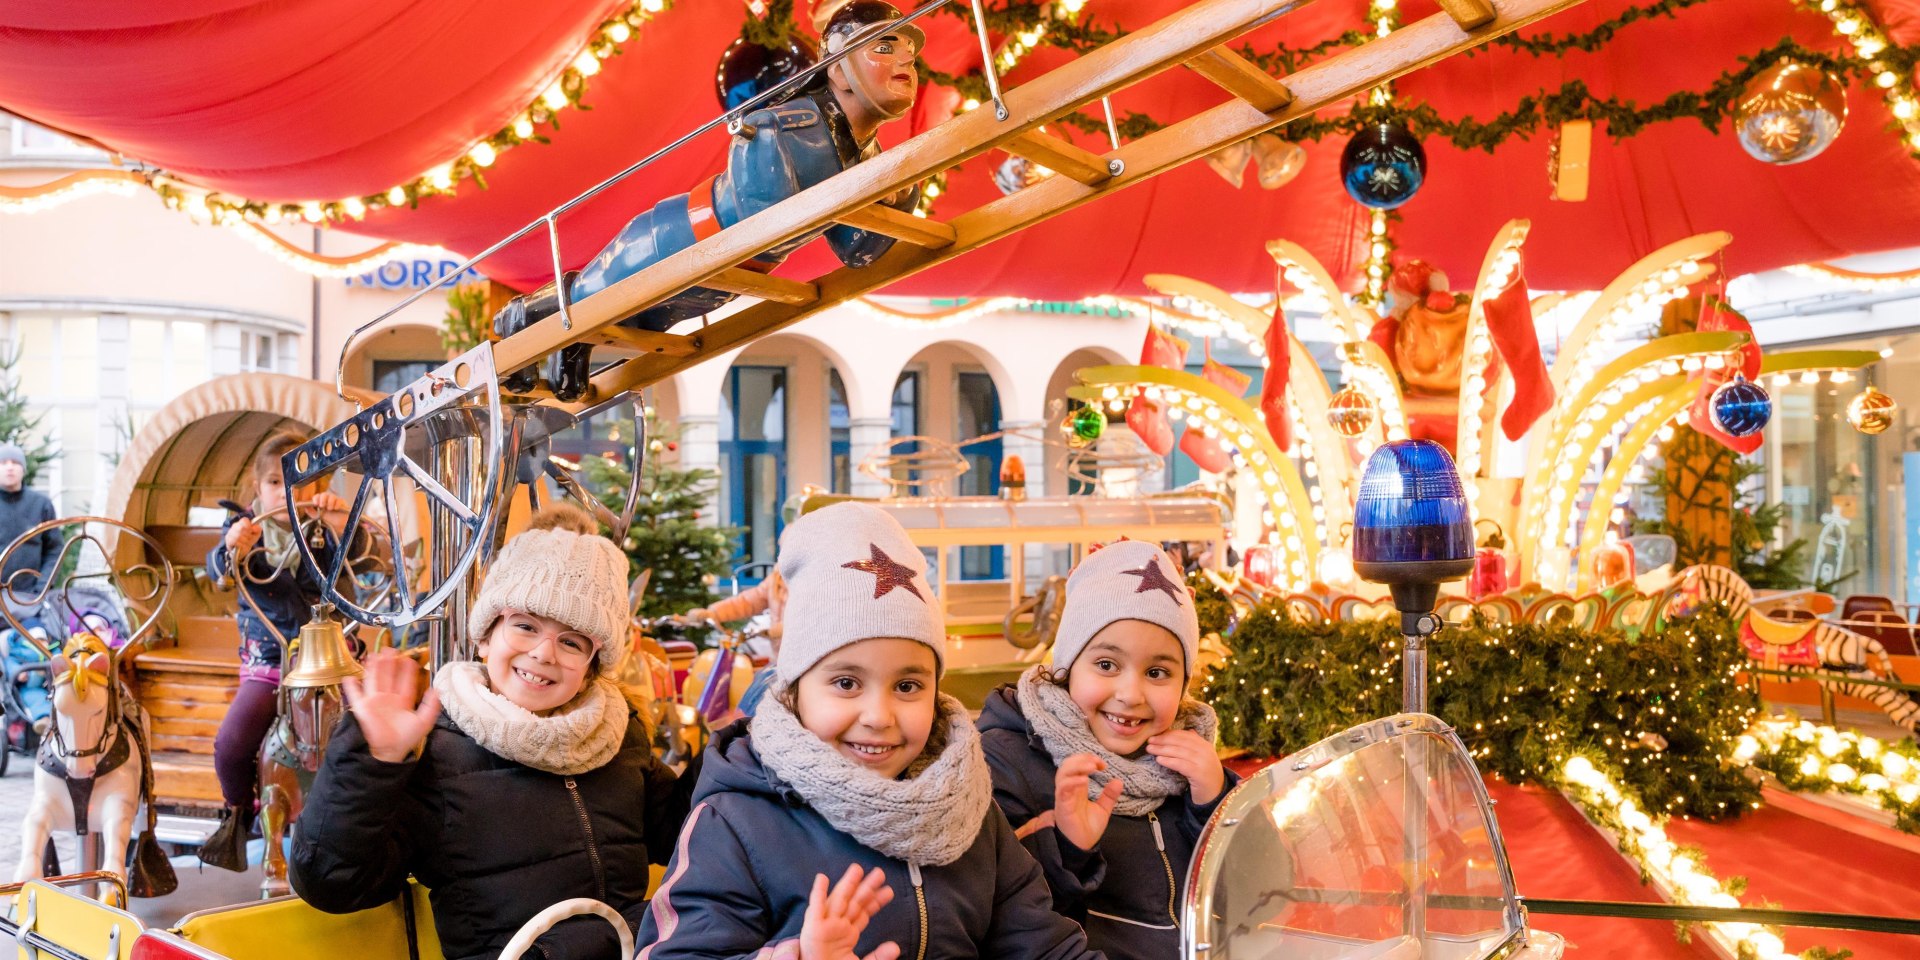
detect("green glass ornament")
[1069,404,1107,443]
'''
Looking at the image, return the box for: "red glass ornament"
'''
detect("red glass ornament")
[1242,545,1277,588]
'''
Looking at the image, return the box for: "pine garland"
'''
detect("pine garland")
[1198,598,1763,820]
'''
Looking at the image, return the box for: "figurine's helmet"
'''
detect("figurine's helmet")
[821,1,925,56]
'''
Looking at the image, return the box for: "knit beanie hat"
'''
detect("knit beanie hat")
[1050,540,1200,675]
[467,505,630,670]
[775,502,946,684]
[0,443,23,465]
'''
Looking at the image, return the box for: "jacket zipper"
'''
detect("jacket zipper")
[908,861,928,960]
[564,777,607,900]
[1149,812,1177,926]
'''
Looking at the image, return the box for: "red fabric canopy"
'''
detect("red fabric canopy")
[4,0,1920,296]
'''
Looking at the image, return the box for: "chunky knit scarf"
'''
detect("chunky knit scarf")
[1015,664,1220,816]
[750,689,991,867]
[433,663,628,776]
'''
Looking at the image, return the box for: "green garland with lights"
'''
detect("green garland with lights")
[1195,591,1762,820]
[1748,715,1920,834]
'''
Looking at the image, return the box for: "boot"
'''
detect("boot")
[197,805,251,872]
[548,343,594,403]
[491,272,579,396]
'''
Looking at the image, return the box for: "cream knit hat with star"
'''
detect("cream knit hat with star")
[467,505,630,670]
[1050,540,1200,675]
[774,501,947,684]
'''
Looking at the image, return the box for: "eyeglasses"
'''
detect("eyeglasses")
[496,616,598,668]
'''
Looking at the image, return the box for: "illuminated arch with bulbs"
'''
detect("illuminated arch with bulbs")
[1530,232,1729,471]
[1141,272,1355,536]
[1068,365,1321,589]
[1569,349,1882,590]
[1517,331,1753,585]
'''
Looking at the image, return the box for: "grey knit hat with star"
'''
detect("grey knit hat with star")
[775,501,947,684]
[1051,539,1200,674]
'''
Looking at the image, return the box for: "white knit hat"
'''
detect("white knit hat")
[775,502,946,684]
[467,507,630,670]
[1051,540,1199,674]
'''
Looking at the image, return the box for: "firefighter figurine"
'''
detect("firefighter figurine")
[493,0,925,400]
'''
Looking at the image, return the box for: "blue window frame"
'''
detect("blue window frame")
[719,366,787,582]
[829,369,851,494]
[955,371,1004,580]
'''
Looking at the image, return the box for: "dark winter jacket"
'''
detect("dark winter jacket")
[637,719,1103,960]
[0,487,60,594]
[290,710,694,960]
[205,512,354,672]
[977,687,1235,960]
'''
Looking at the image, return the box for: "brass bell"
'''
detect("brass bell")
[282,602,365,689]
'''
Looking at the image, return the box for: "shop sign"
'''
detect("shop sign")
[344,259,485,290]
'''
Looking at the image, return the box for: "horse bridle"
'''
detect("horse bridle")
[46,637,124,764]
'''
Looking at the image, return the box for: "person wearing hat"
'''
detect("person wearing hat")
[291,505,694,960]
[637,502,1102,960]
[0,442,61,623]
[491,0,928,401]
[978,540,1236,960]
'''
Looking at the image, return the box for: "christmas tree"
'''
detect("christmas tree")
[0,342,56,484]
[579,414,739,618]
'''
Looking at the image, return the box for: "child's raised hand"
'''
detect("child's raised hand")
[343,650,440,764]
[1053,754,1122,851]
[1146,729,1227,805]
[800,864,898,960]
[223,517,261,557]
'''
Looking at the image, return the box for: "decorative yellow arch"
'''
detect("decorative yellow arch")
[1069,365,1321,590]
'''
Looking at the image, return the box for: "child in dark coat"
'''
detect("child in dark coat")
[292,506,692,960]
[979,541,1238,960]
[199,431,357,868]
[638,502,1102,960]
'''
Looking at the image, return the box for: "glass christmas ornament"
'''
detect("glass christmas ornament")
[1709,373,1772,437]
[1847,385,1898,435]
[1733,61,1847,165]
[1326,386,1379,438]
[1066,404,1107,445]
[994,155,1049,195]
[715,34,819,110]
[1340,122,1427,210]
[1591,537,1635,589]
[1241,545,1277,588]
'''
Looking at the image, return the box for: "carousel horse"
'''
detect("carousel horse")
[255,608,362,897]
[1674,563,1920,733]
[13,633,170,900]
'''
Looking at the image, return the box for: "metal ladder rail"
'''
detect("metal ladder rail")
[496,0,1582,410]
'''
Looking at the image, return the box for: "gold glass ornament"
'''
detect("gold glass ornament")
[1733,61,1848,165]
[1847,385,1898,435]
[1326,386,1379,438]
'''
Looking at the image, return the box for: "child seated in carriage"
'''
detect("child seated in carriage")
[199,430,358,869]
[292,505,693,960]
[638,502,1103,960]
[978,540,1235,960]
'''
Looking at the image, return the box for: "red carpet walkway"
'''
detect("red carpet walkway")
[1664,798,1920,960]
[1487,780,1718,960]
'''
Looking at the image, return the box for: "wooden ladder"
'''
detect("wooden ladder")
[489,0,1572,411]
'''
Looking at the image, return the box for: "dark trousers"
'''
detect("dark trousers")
[213,679,278,808]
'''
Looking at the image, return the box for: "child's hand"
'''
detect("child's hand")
[1147,730,1227,805]
[223,517,261,558]
[1054,754,1122,851]
[311,491,352,535]
[801,864,898,960]
[343,650,441,764]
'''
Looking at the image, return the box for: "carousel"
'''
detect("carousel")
[4,0,1920,958]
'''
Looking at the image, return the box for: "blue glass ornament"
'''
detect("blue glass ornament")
[1340,122,1427,210]
[1352,439,1475,583]
[716,34,818,110]
[1709,374,1772,437]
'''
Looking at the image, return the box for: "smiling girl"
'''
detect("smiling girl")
[291,506,691,960]
[638,502,1100,960]
[979,540,1236,960]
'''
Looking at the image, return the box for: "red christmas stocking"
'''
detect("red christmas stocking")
[1125,324,1189,456]
[1688,297,1764,454]
[1484,274,1554,440]
[1257,297,1294,451]
[1180,357,1253,472]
